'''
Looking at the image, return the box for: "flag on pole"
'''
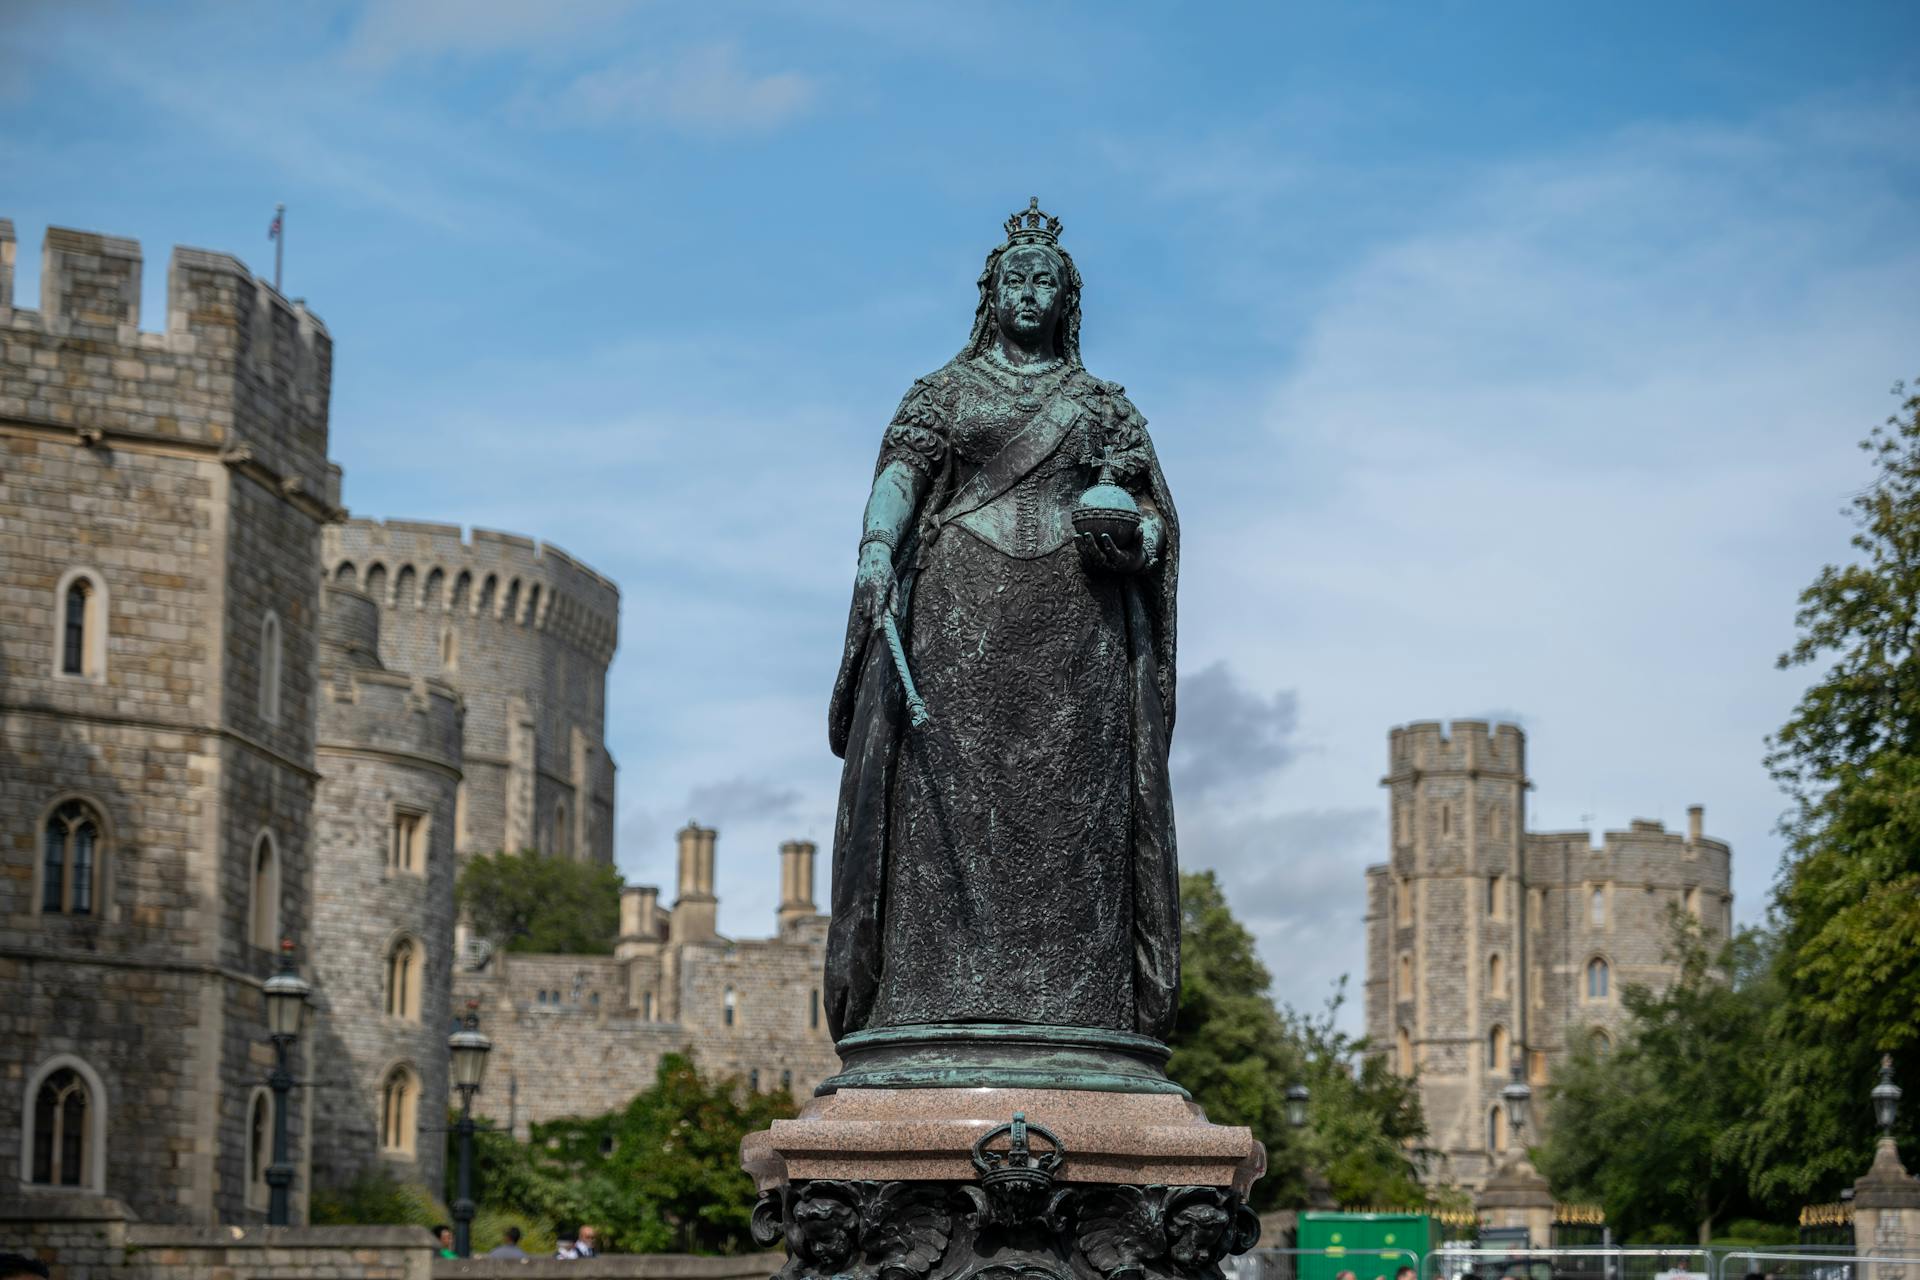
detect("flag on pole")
[268,211,282,240]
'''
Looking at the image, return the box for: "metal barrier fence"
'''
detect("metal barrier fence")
[1422,1246,1715,1280]
[1233,1243,1920,1280]
[1229,1245,1423,1280]
[1716,1250,1920,1280]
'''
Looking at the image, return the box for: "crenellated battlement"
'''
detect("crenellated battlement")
[323,517,619,664]
[0,220,335,509]
[1387,717,1526,777]
[1524,811,1733,892]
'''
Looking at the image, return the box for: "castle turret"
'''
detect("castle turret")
[310,584,464,1193]
[1376,720,1530,1190]
[0,221,337,1223]
[320,518,619,867]
[778,839,819,932]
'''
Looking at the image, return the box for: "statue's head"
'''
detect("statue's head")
[963,198,1084,365]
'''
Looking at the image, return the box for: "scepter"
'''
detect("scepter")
[880,609,930,729]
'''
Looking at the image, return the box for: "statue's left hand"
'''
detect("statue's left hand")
[1076,530,1148,575]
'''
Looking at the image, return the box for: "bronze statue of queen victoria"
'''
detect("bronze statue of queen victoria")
[826,201,1182,1082]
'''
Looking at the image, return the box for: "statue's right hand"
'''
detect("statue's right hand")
[853,542,898,630]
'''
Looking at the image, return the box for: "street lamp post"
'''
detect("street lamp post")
[263,938,311,1227]
[1873,1054,1902,1136]
[1501,1062,1533,1153]
[1287,1081,1336,1210]
[448,1001,492,1258]
[1285,1082,1310,1131]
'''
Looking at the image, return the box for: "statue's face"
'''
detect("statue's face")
[994,246,1066,348]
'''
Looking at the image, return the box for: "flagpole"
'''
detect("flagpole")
[273,204,285,294]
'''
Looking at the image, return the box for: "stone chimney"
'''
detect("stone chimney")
[1687,804,1704,843]
[669,822,718,944]
[778,839,818,931]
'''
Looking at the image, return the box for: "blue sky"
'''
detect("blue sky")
[6,1,1918,1023]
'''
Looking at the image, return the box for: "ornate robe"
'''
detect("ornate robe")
[827,354,1181,1042]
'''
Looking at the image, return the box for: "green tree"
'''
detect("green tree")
[1282,982,1433,1209]
[1537,920,1783,1243]
[1168,871,1432,1211]
[457,849,622,954]
[454,1054,794,1254]
[1747,377,1920,1197]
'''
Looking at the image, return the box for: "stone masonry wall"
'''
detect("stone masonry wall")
[456,913,839,1134]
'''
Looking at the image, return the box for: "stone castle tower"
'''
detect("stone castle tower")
[0,221,336,1222]
[1364,720,1733,1190]
[309,585,463,1192]
[321,519,619,870]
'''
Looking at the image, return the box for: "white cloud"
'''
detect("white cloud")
[537,45,818,136]
[1165,97,1920,1024]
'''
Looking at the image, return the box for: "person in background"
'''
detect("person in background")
[576,1226,599,1258]
[432,1225,457,1260]
[555,1227,580,1260]
[486,1227,529,1259]
[1396,1268,1417,1280]
[0,1256,50,1280]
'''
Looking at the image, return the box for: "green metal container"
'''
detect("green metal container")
[1297,1211,1438,1280]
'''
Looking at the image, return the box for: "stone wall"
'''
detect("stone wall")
[1366,719,1733,1191]
[0,220,335,1222]
[0,1195,434,1280]
[322,519,618,867]
[456,898,838,1135]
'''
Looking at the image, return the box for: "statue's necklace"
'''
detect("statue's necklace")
[985,347,1063,412]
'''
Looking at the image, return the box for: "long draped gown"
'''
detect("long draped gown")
[827,353,1181,1043]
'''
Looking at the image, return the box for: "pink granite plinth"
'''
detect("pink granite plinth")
[740,1087,1264,1195]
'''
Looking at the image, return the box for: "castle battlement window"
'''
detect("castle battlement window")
[259,612,282,726]
[724,985,737,1028]
[389,810,426,875]
[380,1066,418,1156]
[1586,956,1611,1002]
[1486,1105,1508,1154]
[1488,1024,1508,1071]
[245,1088,271,1210]
[249,833,280,950]
[385,938,423,1020]
[1488,952,1505,998]
[54,569,108,682]
[41,798,104,916]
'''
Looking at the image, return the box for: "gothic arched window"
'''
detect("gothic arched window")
[42,799,104,916]
[30,1067,92,1187]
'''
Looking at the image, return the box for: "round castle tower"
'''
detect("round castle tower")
[310,584,463,1192]
[321,519,618,868]
[1367,719,1733,1191]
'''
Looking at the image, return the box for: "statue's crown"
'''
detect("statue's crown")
[1004,197,1063,248]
